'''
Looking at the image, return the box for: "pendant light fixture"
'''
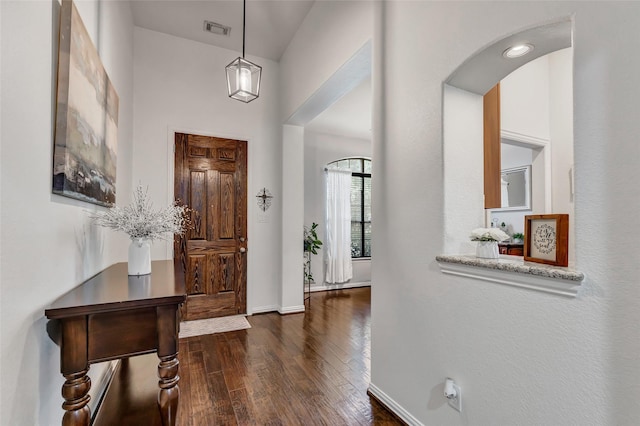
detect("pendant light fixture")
[225,0,262,103]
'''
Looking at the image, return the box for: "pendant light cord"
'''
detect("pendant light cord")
[242,0,246,58]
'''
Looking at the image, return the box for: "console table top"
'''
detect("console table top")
[45,260,186,319]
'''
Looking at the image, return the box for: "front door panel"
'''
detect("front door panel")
[174,133,247,320]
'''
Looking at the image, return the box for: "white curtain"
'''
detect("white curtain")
[325,169,353,284]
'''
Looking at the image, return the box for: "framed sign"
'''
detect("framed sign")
[524,214,569,267]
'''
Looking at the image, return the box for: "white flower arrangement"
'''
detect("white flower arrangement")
[91,185,190,241]
[470,227,510,242]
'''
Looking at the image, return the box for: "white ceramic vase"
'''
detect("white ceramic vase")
[476,241,499,259]
[128,238,151,275]
[128,273,151,298]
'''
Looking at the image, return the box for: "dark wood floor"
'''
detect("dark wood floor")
[94,287,403,425]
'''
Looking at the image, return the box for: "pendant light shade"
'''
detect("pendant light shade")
[226,57,262,103]
[225,0,262,103]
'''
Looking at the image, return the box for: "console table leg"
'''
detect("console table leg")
[61,369,91,426]
[157,355,180,426]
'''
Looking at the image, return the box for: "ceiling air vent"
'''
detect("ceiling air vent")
[204,20,231,36]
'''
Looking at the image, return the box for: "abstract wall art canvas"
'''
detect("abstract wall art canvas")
[53,0,118,207]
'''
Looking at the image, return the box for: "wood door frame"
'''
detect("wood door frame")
[166,126,252,304]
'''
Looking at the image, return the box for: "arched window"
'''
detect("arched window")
[327,158,371,258]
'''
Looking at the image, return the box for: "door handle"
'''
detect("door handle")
[239,237,246,242]
[239,247,246,253]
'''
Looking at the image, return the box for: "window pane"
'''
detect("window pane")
[349,159,363,173]
[336,160,349,169]
[351,221,363,257]
[326,157,372,259]
[351,176,362,221]
[364,222,372,257]
[364,159,372,174]
[364,176,371,222]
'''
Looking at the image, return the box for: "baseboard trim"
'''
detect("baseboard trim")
[250,305,306,315]
[278,304,305,315]
[249,304,278,315]
[368,383,423,426]
[310,281,371,292]
[249,283,372,314]
[89,360,118,423]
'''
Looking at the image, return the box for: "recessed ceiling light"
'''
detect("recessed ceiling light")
[502,43,534,59]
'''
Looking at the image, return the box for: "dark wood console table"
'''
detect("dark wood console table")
[45,260,186,426]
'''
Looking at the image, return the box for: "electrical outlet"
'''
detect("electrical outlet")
[447,382,462,412]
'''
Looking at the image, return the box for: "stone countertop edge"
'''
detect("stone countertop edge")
[435,254,585,282]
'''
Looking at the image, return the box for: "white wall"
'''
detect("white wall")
[492,48,574,241]
[280,0,373,307]
[373,2,640,425]
[442,84,484,254]
[502,144,533,169]
[281,125,305,313]
[280,1,374,122]
[132,27,282,315]
[0,0,134,423]
[495,55,552,234]
[304,131,372,286]
[501,54,550,141]
[548,48,575,262]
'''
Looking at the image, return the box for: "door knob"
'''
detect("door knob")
[239,237,246,242]
[239,247,246,253]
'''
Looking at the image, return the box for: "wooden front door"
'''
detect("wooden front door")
[174,133,247,320]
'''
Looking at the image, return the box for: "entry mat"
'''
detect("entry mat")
[179,315,251,339]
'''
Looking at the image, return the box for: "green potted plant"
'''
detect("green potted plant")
[303,222,323,283]
[304,222,323,254]
[512,232,524,243]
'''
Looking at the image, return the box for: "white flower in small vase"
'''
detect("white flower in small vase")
[470,227,510,259]
[91,185,191,275]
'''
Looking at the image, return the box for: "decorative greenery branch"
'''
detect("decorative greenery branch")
[91,185,191,241]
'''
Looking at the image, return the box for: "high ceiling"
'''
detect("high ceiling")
[131,0,372,141]
[130,0,315,62]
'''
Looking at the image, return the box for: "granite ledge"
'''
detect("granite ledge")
[436,254,584,282]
